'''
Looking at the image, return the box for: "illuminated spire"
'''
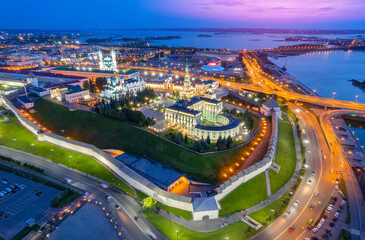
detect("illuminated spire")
[184,65,190,82]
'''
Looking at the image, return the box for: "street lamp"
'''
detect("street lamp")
[176,230,179,240]
[355,95,359,102]
[332,92,336,99]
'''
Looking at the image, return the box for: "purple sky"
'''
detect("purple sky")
[0,0,364,29]
[147,0,365,29]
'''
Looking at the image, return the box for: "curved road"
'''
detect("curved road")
[0,145,168,240]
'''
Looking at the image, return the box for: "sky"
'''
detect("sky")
[0,0,364,30]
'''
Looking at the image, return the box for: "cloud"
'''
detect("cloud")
[213,1,245,7]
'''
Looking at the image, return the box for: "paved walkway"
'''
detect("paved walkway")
[155,113,304,232]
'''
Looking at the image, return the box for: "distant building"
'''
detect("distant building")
[260,97,282,118]
[17,96,34,109]
[50,85,90,103]
[101,73,145,99]
[195,51,237,61]
[98,48,117,71]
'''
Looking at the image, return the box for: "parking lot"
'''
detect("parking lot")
[0,170,60,239]
[49,203,121,240]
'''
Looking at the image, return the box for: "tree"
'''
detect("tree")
[82,80,90,90]
[184,133,188,144]
[175,133,182,144]
[206,135,211,145]
[142,196,157,210]
[227,135,233,148]
[95,77,107,91]
[217,136,222,145]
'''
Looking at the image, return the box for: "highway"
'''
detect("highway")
[0,146,168,240]
[320,110,365,239]
[252,104,337,240]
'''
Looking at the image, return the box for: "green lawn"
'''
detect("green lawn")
[156,202,192,220]
[11,225,40,240]
[269,121,296,194]
[250,190,291,226]
[143,211,258,240]
[0,118,134,196]
[51,189,80,208]
[338,229,351,240]
[31,98,265,183]
[219,173,267,216]
[339,172,351,224]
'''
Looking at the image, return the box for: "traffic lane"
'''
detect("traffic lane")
[320,112,364,237]
[0,146,162,240]
[251,107,324,240]
[274,107,328,240]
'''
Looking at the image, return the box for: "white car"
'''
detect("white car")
[293,200,299,207]
[106,195,111,200]
[100,183,108,189]
[83,192,89,198]
[65,178,72,183]
[149,233,157,239]
[341,200,346,205]
[221,222,228,228]
[312,228,319,233]
[335,212,340,218]
[335,185,339,190]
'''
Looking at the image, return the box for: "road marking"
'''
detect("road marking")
[351,229,360,235]
[274,108,325,240]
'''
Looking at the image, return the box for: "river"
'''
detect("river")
[270,50,365,103]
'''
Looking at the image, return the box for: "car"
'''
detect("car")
[333,197,338,202]
[315,191,319,196]
[0,192,4,197]
[288,226,295,232]
[335,212,340,218]
[312,228,319,233]
[335,185,339,190]
[309,205,314,210]
[341,200,346,205]
[338,191,344,196]
[293,200,299,207]
[330,222,335,227]
[5,188,12,193]
[327,206,333,212]
[135,216,140,221]
[149,233,157,239]
[1,180,8,184]
[304,238,310,240]
[333,217,338,222]
[339,204,344,209]
[322,233,328,238]
[323,215,328,219]
[311,237,319,240]
[285,210,291,216]
[83,192,89,198]
[115,205,120,210]
[307,219,314,224]
[106,195,111,200]
[100,183,108,189]
[320,219,326,225]
[337,170,340,174]
[308,180,312,184]
[65,178,72,183]
[221,222,228,228]
[311,171,315,176]
[307,226,313,230]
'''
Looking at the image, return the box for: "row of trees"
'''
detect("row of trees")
[97,104,155,127]
[164,130,235,152]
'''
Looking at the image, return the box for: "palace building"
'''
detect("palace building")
[164,96,240,140]
[101,73,146,99]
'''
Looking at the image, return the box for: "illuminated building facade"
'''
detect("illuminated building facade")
[98,48,117,71]
[101,73,146,99]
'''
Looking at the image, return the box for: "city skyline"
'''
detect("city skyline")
[0,0,365,30]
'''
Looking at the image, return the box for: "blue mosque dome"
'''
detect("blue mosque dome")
[119,76,124,81]
[106,76,111,84]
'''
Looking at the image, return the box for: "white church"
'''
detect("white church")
[98,48,118,71]
[101,73,146,99]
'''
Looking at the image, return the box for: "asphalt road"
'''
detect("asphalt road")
[252,104,337,240]
[320,109,365,239]
[0,146,168,240]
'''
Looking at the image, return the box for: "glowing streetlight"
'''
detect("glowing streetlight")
[355,95,359,102]
[332,92,336,99]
